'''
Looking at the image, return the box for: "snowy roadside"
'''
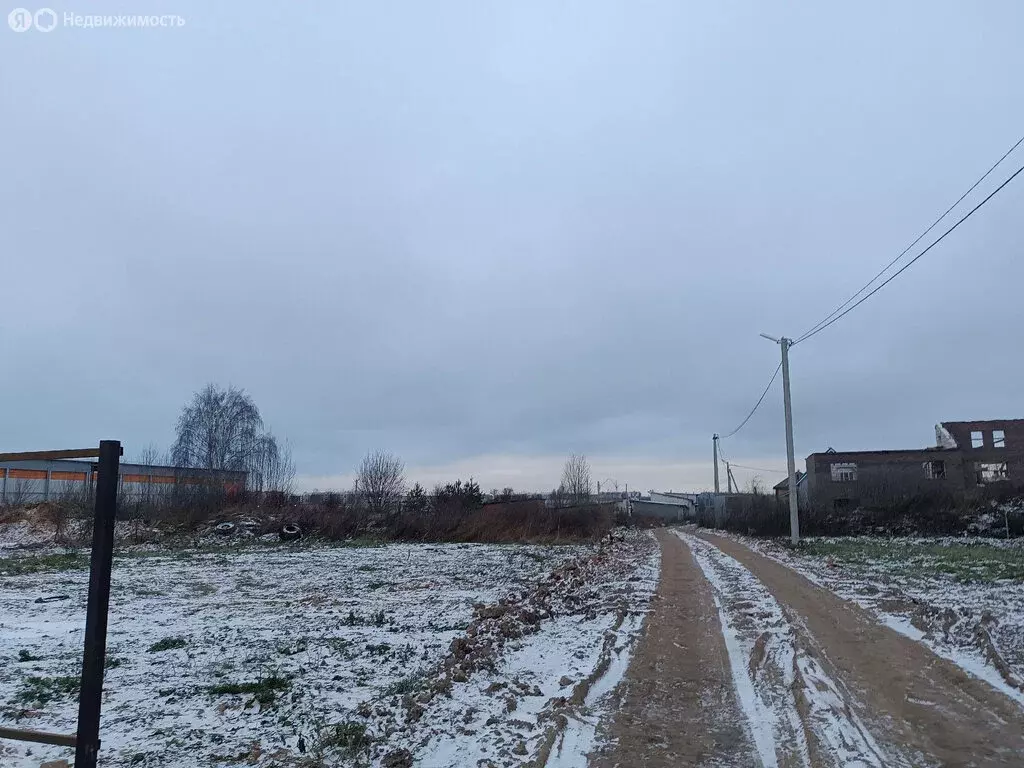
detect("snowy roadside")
[719,533,1024,709]
[675,530,904,768]
[0,530,658,767]
[365,529,660,768]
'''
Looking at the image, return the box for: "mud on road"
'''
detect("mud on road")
[592,530,756,767]
[704,531,1024,768]
[595,527,1024,768]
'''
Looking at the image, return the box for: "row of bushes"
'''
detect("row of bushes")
[5,493,617,544]
[696,490,1024,538]
[288,499,615,543]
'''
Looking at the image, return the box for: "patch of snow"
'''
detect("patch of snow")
[0,520,57,550]
[545,562,658,768]
[706,586,781,768]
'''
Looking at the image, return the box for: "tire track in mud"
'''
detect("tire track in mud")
[591,530,756,768]
[676,530,903,768]
[703,531,1024,767]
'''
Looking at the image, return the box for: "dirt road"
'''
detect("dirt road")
[596,528,1024,767]
[592,530,756,767]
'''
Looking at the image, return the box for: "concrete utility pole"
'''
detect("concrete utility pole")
[713,434,720,493]
[725,461,731,493]
[761,334,800,545]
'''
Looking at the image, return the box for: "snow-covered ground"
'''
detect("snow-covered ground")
[676,531,901,768]
[403,537,659,768]
[0,532,658,767]
[728,534,1024,710]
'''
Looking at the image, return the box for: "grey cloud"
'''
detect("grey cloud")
[1,1,1022,489]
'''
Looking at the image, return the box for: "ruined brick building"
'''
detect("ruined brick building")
[803,420,1023,512]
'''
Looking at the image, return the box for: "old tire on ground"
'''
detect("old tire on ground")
[215,522,236,536]
[280,523,302,542]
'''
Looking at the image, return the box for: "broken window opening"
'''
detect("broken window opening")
[976,462,1009,484]
[830,463,858,482]
[971,431,984,449]
[993,430,1006,449]
[924,460,946,480]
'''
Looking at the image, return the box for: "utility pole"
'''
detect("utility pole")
[725,461,731,493]
[760,333,800,544]
[713,434,720,493]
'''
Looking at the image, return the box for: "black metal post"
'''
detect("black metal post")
[75,440,120,768]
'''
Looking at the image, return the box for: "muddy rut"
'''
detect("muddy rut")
[591,529,756,767]
[594,529,1024,768]
[701,532,1024,767]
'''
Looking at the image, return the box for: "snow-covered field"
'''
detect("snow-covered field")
[0,532,658,767]
[730,534,1024,709]
[676,531,900,768]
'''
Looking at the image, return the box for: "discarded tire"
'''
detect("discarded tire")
[280,523,302,542]
[215,522,236,536]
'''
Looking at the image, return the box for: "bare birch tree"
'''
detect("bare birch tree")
[561,453,592,505]
[171,384,293,492]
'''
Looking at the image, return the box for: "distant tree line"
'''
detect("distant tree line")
[345,451,594,519]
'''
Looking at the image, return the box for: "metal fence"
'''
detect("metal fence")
[0,459,245,506]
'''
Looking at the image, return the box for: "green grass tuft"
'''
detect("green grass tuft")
[800,539,1024,582]
[208,675,291,707]
[148,636,188,653]
[16,675,80,706]
[317,720,372,753]
[0,552,85,576]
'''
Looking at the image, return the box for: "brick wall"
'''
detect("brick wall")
[805,449,965,511]
[941,420,1024,488]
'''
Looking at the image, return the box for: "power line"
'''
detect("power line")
[795,133,1024,343]
[727,463,788,474]
[719,362,782,439]
[716,443,785,473]
[795,162,1024,346]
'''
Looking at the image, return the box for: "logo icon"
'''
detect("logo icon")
[8,7,33,30]
[34,7,55,30]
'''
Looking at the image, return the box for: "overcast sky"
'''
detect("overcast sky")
[3,2,1022,493]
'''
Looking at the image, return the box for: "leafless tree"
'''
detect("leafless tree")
[560,453,592,505]
[274,440,296,494]
[134,443,165,466]
[171,384,292,492]
[130,443,165,509]
[172,384,264,472]
[250,432,296,494]
[8,478,33,507]
[357,451,406,521]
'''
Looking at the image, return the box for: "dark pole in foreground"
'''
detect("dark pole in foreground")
[75,440,121,768]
